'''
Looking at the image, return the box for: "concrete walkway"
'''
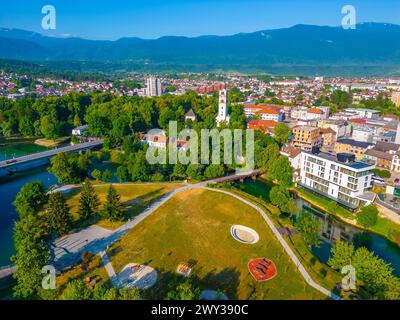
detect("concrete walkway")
[99,251,117,285]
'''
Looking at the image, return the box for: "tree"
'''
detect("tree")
[295,211,322,248]
[12,215,49,298]
[102,169,114,182]
[48,153,81,184]
[116,165,129,182]
[13,181,47,218]
[327,241,355,270]
[328,241,400,299]
[78,178,100,220]
[357,204,379,228]
[256,143,280,173]
[103,185,125,221]
[204,164,225,179]
[60,279,92,300]
[274,123,291,145]
[166,281,201,300]
[269,186,298,214]
[45,192,73,236]
[92,169,102,180]
[40,115,58,139]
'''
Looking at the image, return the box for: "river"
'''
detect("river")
[0,143,118,266]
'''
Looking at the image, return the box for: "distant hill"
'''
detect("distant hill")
[1,23,400,76]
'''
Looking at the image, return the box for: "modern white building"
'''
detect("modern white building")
[146,77,162,97]
[216,89,230,126]
[299,151,375,209]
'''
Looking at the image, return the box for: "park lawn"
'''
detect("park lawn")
[220,182,342,294]
[105,188,326,300]
[65,183,182,230]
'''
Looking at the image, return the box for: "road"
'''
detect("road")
[0,140,103,169]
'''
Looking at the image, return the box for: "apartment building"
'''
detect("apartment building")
[291,126,323,151]
[317,119,350,139]
[291,106,329,121]
[343,108,380,119]
[146,77,162,97]
[352,127,374,143]
[299,151,375,209]
[319,128,336,148]
[334,139,373,161]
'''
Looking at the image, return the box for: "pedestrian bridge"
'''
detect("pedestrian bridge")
[0,140,103,177]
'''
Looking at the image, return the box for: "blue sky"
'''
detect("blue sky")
[1,0,399,40]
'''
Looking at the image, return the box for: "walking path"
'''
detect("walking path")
[99,251,117,284]
[49,171,339,300]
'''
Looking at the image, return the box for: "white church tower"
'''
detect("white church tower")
[216,88,230,127]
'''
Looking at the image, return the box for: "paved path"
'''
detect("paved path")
[99,251,117,284]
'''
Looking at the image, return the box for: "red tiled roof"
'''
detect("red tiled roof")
[349,118,367,124]
[308,107,323,114]
[247,119,278,132]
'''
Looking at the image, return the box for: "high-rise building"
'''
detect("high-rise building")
[146,77,162,97]
[391,92,400,107]
[216,88,230,126]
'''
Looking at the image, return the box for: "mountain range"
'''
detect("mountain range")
[1,23,400,75]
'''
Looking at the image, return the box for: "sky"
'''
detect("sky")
[1,0,399,40]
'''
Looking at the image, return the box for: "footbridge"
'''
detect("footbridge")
[0,139,103,177]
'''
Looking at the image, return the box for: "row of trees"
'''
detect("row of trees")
[12,180,126,298]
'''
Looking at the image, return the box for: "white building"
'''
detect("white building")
[352,127,374,143]
[72,125,88,136]
[290,106,329,121]
[216,89,230,126]
[146,77,162,97]
[299,151,375,209]
[343,108,380,119]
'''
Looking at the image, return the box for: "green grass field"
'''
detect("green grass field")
[65,183,182,230]
[102,188,326,300]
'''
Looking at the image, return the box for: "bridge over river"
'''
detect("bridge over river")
[0,140,103,177]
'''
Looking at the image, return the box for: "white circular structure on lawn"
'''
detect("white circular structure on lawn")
[231,225,259,244]
[117,263,158,290]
